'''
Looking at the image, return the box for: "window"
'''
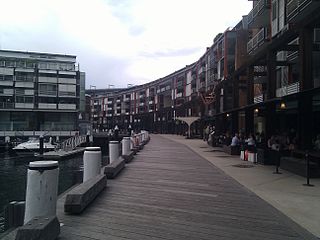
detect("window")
[0,75,13,81]
[39,84,57,96]
[15,96,33,103]
[15,72,34,82]
[16,61,26,68]
[272,0,277,21]
[38,62,47,69]
[26,62,36,68]
[6,61,15,67]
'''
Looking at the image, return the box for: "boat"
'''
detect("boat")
[12,138,56,155]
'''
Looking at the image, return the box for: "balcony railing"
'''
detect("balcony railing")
[247,0,270,25]
[58,103,76,110]
[247,27,268,54]
[0,102,14,109]
[38,103,57,109]
[287,0,312,21]
[276,82,300,97]
[254,94,264,103]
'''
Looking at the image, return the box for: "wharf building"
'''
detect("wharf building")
[0,50,86,140]
[87,0,320,150]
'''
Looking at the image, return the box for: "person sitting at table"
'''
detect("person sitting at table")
[245,133,256,152]
[230,133,240,147]
[314,134,320,151]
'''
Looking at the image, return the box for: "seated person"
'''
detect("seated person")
[314,134,320,151]
[230,133,240,147]
[245,133,256,152]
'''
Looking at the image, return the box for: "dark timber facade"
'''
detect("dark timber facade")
[87,0,320,152]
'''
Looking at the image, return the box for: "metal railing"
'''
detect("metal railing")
[248,0,270,24]
[247,27,267,54]
[0,102,14,109]
[254,94,264,103]
[287,0,312,21]
[57,135,86,151]
[276,82,300,97]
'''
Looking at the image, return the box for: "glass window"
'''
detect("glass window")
[4,75,13,81]
[26,62,36,68]
[6,61,15,67]
[15,96,33,103]
[272,1,277,21]
[16,61,26,68]
[38,62,47,69]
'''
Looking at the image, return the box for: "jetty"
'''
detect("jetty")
[54,134,316,240]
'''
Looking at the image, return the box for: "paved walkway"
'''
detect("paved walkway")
[57,134,317,239]
[160,134,320,238]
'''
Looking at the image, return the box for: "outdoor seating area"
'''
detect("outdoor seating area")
[205,131,320,178]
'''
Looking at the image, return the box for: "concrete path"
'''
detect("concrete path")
[161,134,320,238]
[57,134,317,239]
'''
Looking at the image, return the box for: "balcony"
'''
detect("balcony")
[58,103,76,110]
[0,102,14,109]
[247,0,270,28]
[149,100,154,105]
[247,27,268,54]
[39,89,57,97]
[287,0,315,23]
[139,102,145,107]
[0,89,13,96]
[124,97,130,102]
[15,103,34,109]
[254,94,264,104]
[276,82,300,97]
[38,103,57,109]
[0,81,14,86]
[116,99,121,103]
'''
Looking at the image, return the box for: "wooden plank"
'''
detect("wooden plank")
[57,135,317,240]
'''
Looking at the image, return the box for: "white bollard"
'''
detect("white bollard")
[139,133,142,145]
[122,137,131,156]
[109,141,119,163]
[130,137,134,150]
[24,161,59,224]
[83,147,102,182]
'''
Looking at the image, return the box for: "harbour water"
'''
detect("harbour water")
[0,151,94,233]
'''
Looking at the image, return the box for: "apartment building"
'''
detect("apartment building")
[86,0,320,151]
[0,50,86,138]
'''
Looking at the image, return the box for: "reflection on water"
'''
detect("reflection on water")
[0,152,92,232]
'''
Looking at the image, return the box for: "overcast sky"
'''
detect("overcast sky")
[0,0,252,89]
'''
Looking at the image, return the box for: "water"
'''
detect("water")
[0,152,87,232]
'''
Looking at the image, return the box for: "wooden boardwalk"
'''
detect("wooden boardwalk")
[57,135,316,240]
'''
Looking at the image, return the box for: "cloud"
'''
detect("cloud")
[0,0,252,89]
